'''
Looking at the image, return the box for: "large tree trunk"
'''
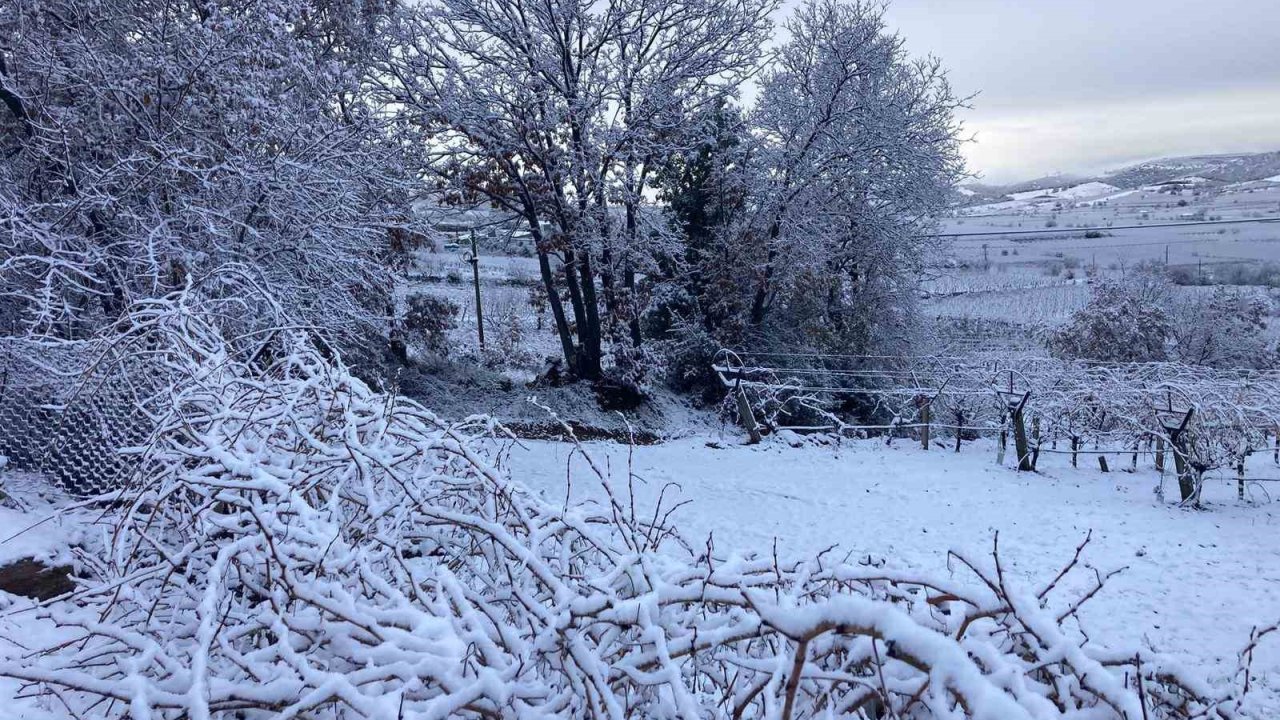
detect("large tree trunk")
[749,224,780,326]
[578,251,603,379]
[624,265,641,347]
[623,198,642,347]
[561,248,601,379]
[537,249,576,373]
[529,214,576,373]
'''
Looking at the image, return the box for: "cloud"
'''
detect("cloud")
[877,0,1280,181]
[963,86,1280,182]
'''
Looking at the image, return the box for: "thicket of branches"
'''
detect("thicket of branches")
[0,0,421,348]
[0,297,1249,719]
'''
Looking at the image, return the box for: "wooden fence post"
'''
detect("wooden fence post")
[1238,460,1246,501]
[733,378,761,445]
[920,402,931,451]
[1011,393,1033,472]
[1162,408,1196,503]
[1171,438,1194,503]
[954,410,964,453]
[1031,416,1042,470]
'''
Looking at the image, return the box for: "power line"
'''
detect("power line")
[936,216,1280,239]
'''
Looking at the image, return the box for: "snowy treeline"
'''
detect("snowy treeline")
[2,0,963,390]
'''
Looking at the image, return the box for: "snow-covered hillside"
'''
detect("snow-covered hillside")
[1007,181,1120,203]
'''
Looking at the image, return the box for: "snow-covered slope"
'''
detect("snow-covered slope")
[1007,181,1120,202]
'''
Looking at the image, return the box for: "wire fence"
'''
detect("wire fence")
[0,338,165,496]
[713,349,1280,483]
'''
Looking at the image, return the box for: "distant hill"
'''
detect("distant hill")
[958,150,1280,204]
[1101,151,1280,188]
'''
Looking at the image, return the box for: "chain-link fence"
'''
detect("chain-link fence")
[0,338,164,496]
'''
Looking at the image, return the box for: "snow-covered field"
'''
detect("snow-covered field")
[927,182,1280,338]
[504,434,1280,714]
[5,416,1280,715]
[945,184,1280,271]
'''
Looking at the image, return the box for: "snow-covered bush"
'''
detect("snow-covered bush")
[402,293,460,358]
[1047,279,1172,363]
[1047,269,1276,371]
[0,0,420,346]
[1172,287,1277,369]
[0,301,1242,718]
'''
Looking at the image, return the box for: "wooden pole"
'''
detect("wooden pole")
[1031,416,1041,470]
[1155,436,1165,473]
[469,230,485,351]
[1168,409,1196,503]
[1172,438,1194,502]
[1238,461,1246,501]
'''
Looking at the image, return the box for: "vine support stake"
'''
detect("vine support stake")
[734,376,762,445]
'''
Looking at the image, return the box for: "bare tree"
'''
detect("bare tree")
[377,0,775,380]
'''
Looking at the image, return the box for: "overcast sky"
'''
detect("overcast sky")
[875,0,1280,183]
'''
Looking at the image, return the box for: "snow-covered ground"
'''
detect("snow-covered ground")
[504,433,1280,714]
[4,431,1280,715]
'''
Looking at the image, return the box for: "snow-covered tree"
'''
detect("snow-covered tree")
[0,0,420,346]
[379,0,775,380]
[656,0,967,362]
[1049,268,1277,370]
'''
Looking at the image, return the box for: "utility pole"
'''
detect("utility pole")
[466,230,485,351]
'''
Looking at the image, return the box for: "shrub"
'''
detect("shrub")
[1047,278,1172,363]
[404,293,460,356]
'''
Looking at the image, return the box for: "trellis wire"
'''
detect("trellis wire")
[714,349,1280,468]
